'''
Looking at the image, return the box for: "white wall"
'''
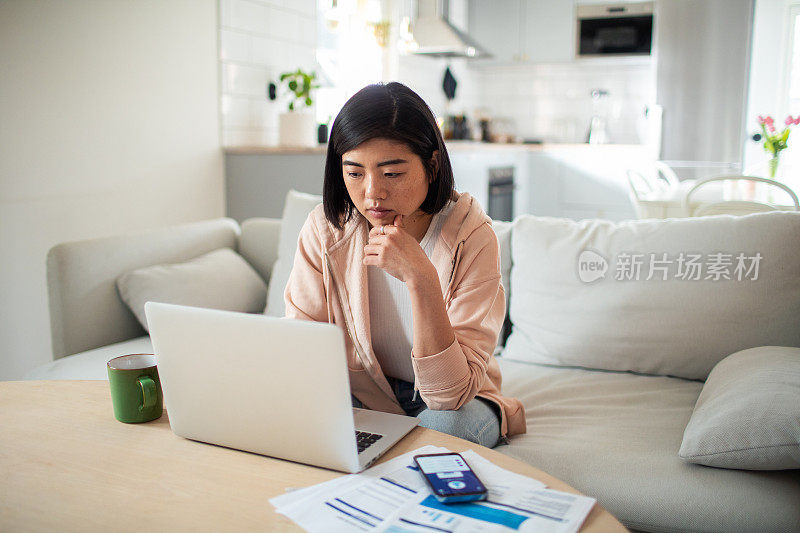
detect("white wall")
[0,1,225,380]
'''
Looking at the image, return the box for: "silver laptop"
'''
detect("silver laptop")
[144,302,419,473]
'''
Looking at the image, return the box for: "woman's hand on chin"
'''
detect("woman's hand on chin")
[363,215,437,286]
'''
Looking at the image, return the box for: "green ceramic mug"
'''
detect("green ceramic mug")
[107,353,163,423]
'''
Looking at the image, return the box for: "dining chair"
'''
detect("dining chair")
[626,162,682,218]
[627,163,680,198]
[682,176,800,217]
[653,161,681,190]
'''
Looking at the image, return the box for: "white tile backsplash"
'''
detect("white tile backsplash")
[229,0,267,33]
[221,95,256,128]
[219,0,316,146]
[300,15,316,45]
[266,7,291,41]
[225,63,267,96]
[250,35,273,65]
[466,59,655,143]
[220,29,251,62]
[294,0,316,17]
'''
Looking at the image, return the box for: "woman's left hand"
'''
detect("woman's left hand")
[363,215,436,285]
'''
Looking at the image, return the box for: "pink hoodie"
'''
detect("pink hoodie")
[284,192,526,437]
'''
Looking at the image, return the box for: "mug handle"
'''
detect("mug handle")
[137,376,157,412]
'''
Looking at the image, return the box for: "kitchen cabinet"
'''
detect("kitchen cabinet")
[448,148,529,219]
[468,0,520,63]
[448,143,650,222]
[525,146,652,221]
[468,0,574,64]
[521,0,574,63]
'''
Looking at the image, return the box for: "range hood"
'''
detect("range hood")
[409,0,491,59]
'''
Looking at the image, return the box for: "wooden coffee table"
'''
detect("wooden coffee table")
[0,381,626,531]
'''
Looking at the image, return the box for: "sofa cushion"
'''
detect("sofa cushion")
[495,357,800,532]
[265,190,323,317]
[117,248,267,331]
[503,212,800,379]
[26,336,153,380]
[679,346,800,470]
[239,217,282,283]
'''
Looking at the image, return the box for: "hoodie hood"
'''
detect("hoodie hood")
[439,192,492,251]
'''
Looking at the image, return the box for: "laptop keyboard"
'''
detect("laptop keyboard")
[355,430,383,453]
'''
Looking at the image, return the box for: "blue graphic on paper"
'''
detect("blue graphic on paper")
[419,495,528,529]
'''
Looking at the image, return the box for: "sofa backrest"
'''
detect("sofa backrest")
[502,211,800,380]
[240,218,282,283]
[47,218,239,359]
[264,190,324,317]
[491,220,513,345]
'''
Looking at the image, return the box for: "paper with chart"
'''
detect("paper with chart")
[376,450,594,533]
[270,445,450,532]
[270,446,595,533]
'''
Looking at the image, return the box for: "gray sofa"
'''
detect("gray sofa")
[33,198,800,533]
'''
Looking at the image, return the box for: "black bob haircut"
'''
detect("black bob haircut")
[323,82,455,229]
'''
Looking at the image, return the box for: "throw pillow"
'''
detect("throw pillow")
[117,248,267,331]
[502,212,800,379]
[679,346,800,470]
[264,189,323,317]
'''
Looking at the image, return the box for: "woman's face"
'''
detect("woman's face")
[341,137,438,233]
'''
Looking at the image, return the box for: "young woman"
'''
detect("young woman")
[284,82,526,447]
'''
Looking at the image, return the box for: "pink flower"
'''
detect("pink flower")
[786,116,794,126]
[757,115,765,124]
[765,116,774,125]
[795,116,800,126]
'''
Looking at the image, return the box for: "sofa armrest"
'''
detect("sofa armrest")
[47,218,239,360]
[239,218,281,284]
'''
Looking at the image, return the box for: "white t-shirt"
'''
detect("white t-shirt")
[368,201,454,382]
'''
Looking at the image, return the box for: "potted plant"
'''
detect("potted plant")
[277,69,320,147]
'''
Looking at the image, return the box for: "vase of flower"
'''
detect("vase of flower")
[768,155,780,179]
[757,114,799,180]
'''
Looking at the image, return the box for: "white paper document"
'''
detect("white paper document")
[271,445,449,532]
[270,446,595,533]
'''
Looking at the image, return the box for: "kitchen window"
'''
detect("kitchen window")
[316,0,385,127]
[779,4,800,174]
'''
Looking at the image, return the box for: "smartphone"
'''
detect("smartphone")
[413,452,488,503]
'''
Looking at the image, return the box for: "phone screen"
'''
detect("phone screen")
[414,453,487,502]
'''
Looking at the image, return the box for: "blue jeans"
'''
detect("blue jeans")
[352,377,502,448]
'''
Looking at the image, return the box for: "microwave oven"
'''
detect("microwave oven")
[576,2,653,57]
